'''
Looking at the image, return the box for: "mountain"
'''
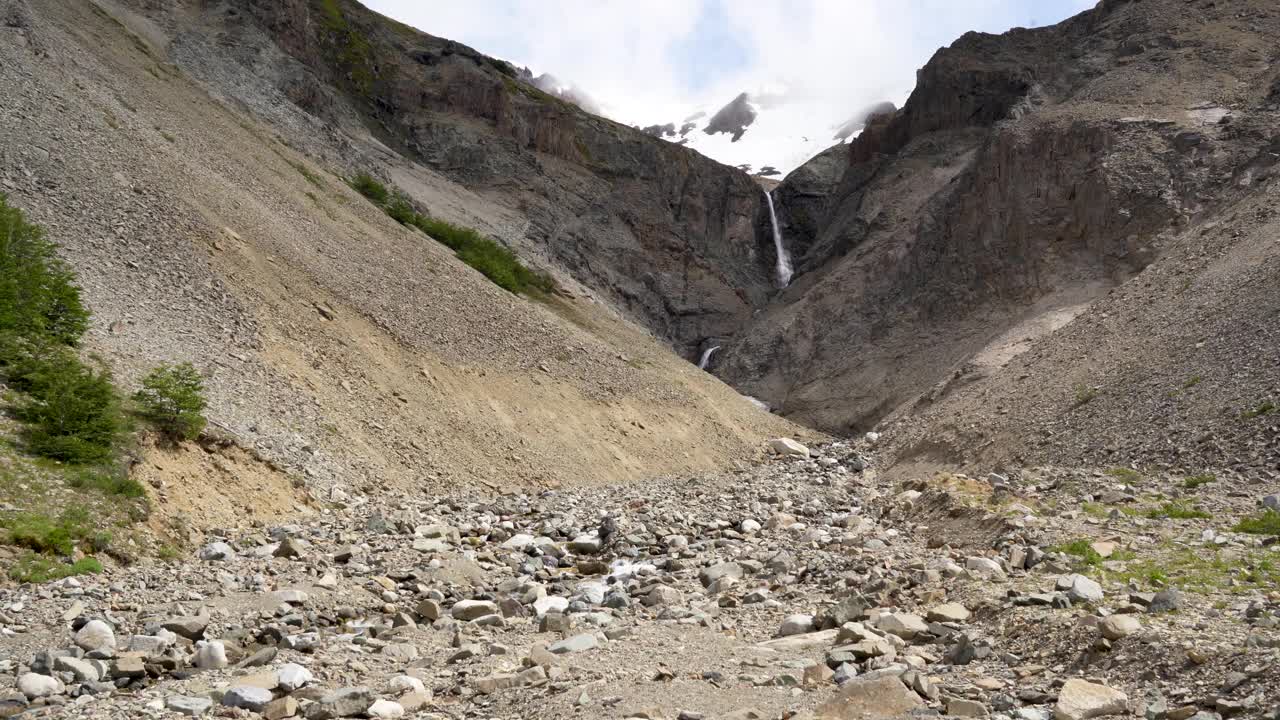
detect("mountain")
[638,92,897,178]
[717,0,1280,477]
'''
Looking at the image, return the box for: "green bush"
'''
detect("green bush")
[0,194,90,351]
[349,172,389,205]
[1,507,95,556]
[68,466,146,498]
[133,362,207,442]
[14,350,124,464]
[8,554,102,583]
[1234,509,1280,536]
[348,174,557,296]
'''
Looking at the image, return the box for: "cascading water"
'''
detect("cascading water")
[764,189,793,287]
[697,345,721,370]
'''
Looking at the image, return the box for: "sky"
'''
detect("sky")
[364,0,1096,174]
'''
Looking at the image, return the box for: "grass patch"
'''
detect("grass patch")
[1242,401,1276,419]
[1183,473,1216,490]
[1,506,96,555]
[348,174,557,296]
[1052,538,1103,568]
[1073,385,1098,407]
[318,0,376,96]
[1144,502,1211,520]
[1234,509,1280,536]
[290,161,324,188]
[1106,546,1280,593]
[68,466,145,498]
[8,554,102,584]
[1182,375,1202,389]
[1107,467,1142,484]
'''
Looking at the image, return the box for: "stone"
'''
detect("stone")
[367,700,405,719]
[949,698,990,717]
[1148,589,1182,613]
[199,542,235,561]
[769,438,810,458]
[877,612,929,640]
[1099,614,1142,640]
[274,536,308,558]
[388,676,425,695]
[382,643,419,661]
[166,696,215,716]
[1064,575,1104,603]
[927,603,971,623]
[52,656,100,682]
[264,697,300,720]
[127,634,174,655]
[540,612,573,633]
[699,562,744,588]
[450,600,499,620]
[644,585,682,607]
[162,616,209,641]
[803,663,835,687]
[111,656,146,679]
[813,674,922,718]
[74,620,116,653]
[741,519,762,533]
[17,673,64,699]
[1055,679,1129,720]
[415,599,442,620]
[777,614,816,637]
[568,534,602,554]
[533,596,569,616]
[548,633,599,654]
[277,663,314,692]
[966,557,1005,577]
[223,686,274,712]
[1263,494,1279,511]
[195,640,229,669]
[308,688,374,719]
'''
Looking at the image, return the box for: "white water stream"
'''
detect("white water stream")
[697,345,721,370]
[764,189,792,287]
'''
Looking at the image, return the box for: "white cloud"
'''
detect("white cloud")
[364,0,1096,173]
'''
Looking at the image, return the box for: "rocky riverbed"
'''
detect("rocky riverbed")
[1,439,1277,719]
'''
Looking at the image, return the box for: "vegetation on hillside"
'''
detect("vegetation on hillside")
[349,173,556,296]
[134,362,208,443]
[0,194,149,581]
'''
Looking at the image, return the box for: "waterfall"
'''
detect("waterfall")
[764,189,792,288]
[697,345,721,370]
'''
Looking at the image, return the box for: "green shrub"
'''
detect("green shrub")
[68,466,146,498]
[0,194,90,353]
[1,507,95,556]
[349,174,557,296]
[14,350,124,464]
[1234,509,1280,536]
[133,362,207,442]
[1183,473,1216,490]
[1073,385,1098,407]
[349,172,389,205]
[1145,502,1211,520]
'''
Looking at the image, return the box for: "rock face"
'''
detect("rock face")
[1054,679,1129,720]
[198,0,776,360]
[715,0,1280,478]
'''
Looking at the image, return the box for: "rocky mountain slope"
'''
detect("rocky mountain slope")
[718,0,1280,478]
[0,0,807,515]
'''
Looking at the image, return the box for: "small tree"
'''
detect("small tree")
[134,362,207,442]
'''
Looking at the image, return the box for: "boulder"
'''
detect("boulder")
[199,542,235,561]
[876,612,928,640]
[73,620,116,653]
[450,600,499,621]
[1054,679,1129,720]
[777,614,816,637]
[769,438,810,458]
[813,674,922,718]
[927,603,971,623]
[1099,614,1141,640]
[223,686,274,712]
[17,673,64,699]
[166,696,214,717]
